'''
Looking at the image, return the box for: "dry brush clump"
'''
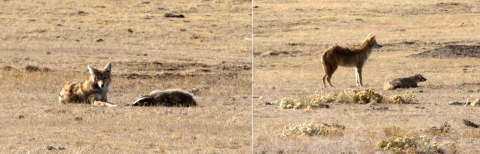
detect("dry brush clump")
[470,98,480,106]
[279,121,344,137]
[25,65,52,72]
[276,89,418,109]
[379,125,456,153]
[387,91,417,104]
[336,88,383,104]
[383,126,402,137]
[448,98,480,107]
[428,122,451,136]
[377,135,457,154]
[277,94,335,109]
[1,65,15,71]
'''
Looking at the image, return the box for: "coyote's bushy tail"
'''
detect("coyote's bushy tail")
[321,50,330,74]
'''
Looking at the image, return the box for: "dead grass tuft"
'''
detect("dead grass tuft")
[73,139,85,148]
[383,126,401,137]
[1,65,15,71]
[25,65,52,72]
[428,122,451,136]
[169,133,182,141]
[336,88,383,104]
[276,89,417,109]
[25,65,41,72]
[471,98,480,106]
[279,121,344,137]
[277,93,334,109]
[387,91,417,104]
[377,135,457,154]
[253,0,480,152]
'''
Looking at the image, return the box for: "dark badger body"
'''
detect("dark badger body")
[132,89,197,107]
[384,74,427,90]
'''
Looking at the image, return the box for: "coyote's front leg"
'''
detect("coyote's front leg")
[89,94,117,107]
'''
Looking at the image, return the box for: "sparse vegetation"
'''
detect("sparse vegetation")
[5,0,480,153]
[383,126,401,137]
[277,93,334,109]
[25,65,51,72]
[0,0,251,153]
[428,122,451,136]
[253,0,480,153]
[471,98,480,106]
[1,65,14,71]
[279,121,344,137]
[276,88,417,109]
[336,88,384,104]
[387,91,417,104]
[377,135,457,154]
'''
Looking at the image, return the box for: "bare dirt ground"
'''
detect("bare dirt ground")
[0,0,251,153]
[253,0,480,153]
[409,44,480,58]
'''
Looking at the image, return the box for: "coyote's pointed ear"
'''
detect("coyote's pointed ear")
[104,63,112,72]
[364,33,373,42]
[366,33,376,41]
[88,65,95,75]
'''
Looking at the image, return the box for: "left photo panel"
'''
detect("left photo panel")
[0,0,252,153]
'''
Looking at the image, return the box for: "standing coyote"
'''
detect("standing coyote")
[58,63,117,107]
[384,74,427,90]
[131,89,197,107]
[321,33,383,87]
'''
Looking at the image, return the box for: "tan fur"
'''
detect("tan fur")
[321,33,383,87]
[384,74,427,90]
[58,63,117,107]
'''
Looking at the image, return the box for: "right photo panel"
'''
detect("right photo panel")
[253,0,480,153]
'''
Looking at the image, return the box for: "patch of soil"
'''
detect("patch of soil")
[121,71,242,80]
[116,61,251,80]
[117,61,250,73]
[122,72,196,80]
[1,65,15,71]
[258,50,305,57]
[25,65,52,72]
[408,45,480,58]
[457,82,480,93]
[283,42,305,46]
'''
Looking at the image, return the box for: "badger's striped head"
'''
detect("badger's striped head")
[414,74,427,82]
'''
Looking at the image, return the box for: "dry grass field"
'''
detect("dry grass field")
[253,0,480,153]
[0,0,252,153]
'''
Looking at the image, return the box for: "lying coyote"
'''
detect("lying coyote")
[131,89,197,107]
[384,74,427,90]
[58,63,117,107]
[321,33,383,87]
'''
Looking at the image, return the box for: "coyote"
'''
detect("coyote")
[383,74,427,90]
[132,89,197,107]
[321,33,383,87]
[58,63,117,107]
